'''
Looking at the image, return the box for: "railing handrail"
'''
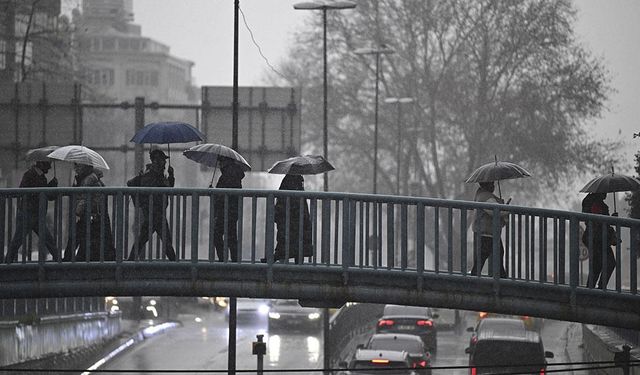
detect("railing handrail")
[4,186,640,226]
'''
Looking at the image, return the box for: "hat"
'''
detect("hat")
[149,149,169,160]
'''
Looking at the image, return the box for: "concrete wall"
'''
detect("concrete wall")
[0,312,121,367]
[582,324,639,375]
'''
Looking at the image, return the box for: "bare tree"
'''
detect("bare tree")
[0,0,76,83]
[277,0,618,201]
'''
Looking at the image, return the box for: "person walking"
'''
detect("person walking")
[63,163,115,262]
[5,160,60,263]
[212,160,245,262]
[127,149,176,261]
[471,181,508,277]
[581,192,617,289]
[267,174,312,264]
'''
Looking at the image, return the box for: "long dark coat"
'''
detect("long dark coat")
[274,174,312,261]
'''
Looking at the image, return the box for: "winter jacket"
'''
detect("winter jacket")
[127,165,174,214]
[581,194,615,247]
[274,175,312,258]
[17,166,57,215]
[472,188,508,237]
[213,165,245,222]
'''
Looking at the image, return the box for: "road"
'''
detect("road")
[102,309,322,374]
[101,308,583,374]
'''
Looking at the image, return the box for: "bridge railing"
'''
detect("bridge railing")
[0,187,638,295]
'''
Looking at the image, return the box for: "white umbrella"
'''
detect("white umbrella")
[183,143,251,170]
[47,145,110,170]
[183,143,251,187]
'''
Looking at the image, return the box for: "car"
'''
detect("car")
[466,317,527,351]
[476,311,544,332]
[339,349,419,375]
[363,333,431,372]
[465,323,554,375]
[376,304,439,354]
[224,298,270,322]
[267,299,322,333]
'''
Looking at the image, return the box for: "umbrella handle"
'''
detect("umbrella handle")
[497,180,502,200]
[167,144,171,168]
[613,191,617,213]
[209,162,218,188]
[53,161,56,178]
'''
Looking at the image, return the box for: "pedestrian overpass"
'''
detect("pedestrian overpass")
[0,187,638,330]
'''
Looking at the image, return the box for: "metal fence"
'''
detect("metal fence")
[0,186,637,294]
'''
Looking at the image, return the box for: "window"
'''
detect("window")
[102,38,115,51]
[0,40,6,70]
[86,68,114,86]
[126,69,159,86]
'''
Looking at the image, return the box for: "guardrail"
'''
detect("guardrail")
[0,187,638,327]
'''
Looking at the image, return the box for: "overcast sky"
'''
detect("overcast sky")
[132,0,640,172]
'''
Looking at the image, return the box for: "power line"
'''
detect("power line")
[238,5,289,82]
[3,360,638,373]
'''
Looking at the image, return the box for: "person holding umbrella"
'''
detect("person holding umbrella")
[578,167,638,289]
[581,192,617,289]
[127,149,176,261]
[5,153,60,264]
[466,157,530,277]
[470,181,509,277]
[262,155,335,264]
[269,174,313,264]
[63,163,115,262]
[182,143,252,262]
[212,158,245,262]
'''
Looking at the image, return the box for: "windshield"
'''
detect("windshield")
[383,305,431,317]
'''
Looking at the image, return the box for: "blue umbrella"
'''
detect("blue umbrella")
[131,121,205,165]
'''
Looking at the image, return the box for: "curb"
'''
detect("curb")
[81,321,181,374]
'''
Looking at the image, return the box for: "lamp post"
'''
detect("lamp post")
[384,97,414,195]
[355,44,395,194]
[294,0,356,192]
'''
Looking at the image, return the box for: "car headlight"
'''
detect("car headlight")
[308,312,321,320]
[258,305,270,315]
[269,312,281,319]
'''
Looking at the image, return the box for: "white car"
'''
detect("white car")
[225,298,270,322]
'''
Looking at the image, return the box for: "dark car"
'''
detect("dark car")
[376,304,439,353]
[466,317,527,351]
[465,324,554,375]
[268,299,322,333]
[476,311,544,332]
[364,333,431,372]
[339,349,419,375]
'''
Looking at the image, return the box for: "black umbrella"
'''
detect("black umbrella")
[580,167,640,212]
[267,155,335,175]
[465,156,531,198]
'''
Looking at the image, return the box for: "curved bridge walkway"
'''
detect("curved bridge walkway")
[0,187,638,329]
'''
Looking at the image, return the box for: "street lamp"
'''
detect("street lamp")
[354,44,395,194]
[294,0,356,192]
[384,97,414,195]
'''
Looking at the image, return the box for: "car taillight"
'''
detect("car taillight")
[539,368,545,375]
[416,320,433,327]
[471,336,478,344]
[416,360,427,368]
[471,367,477,375]
[479,312,488,319]
[378,319,395,327]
